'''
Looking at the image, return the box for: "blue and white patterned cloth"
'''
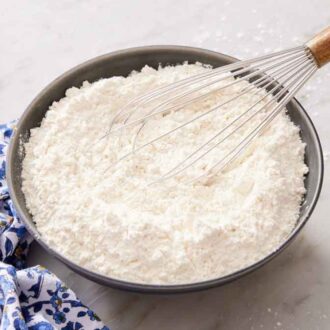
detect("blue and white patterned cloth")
[0,122,109,330]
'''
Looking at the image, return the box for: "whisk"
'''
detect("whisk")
[108,27,330,184]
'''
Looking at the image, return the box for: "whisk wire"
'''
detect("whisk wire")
[107,47,305,134]
[152,60,316,184]
[153,59,314,182]
[110,49,307,135]
[197,65,317,183]
[103,45,319,184]
[130,53,311,154]
[108,50,311,170]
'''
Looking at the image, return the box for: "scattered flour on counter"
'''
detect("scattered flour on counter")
[22,63,308,284]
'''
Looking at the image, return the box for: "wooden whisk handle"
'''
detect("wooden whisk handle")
[306,26,330,67]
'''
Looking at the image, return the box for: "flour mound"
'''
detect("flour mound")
[22,63,307,284]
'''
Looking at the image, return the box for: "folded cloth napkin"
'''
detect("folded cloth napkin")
[0,123,109,330]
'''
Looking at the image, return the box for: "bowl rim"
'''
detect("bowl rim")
[6,45,324,294]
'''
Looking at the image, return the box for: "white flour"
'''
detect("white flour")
[22,63,308,284]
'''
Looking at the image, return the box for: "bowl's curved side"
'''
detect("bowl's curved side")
[6,46,324,294]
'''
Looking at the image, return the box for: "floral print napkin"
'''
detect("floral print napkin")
[0,123,109,330]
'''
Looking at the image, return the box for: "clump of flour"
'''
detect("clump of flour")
[22,63,308,284]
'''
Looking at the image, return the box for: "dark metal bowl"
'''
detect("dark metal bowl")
[6,46,324,294]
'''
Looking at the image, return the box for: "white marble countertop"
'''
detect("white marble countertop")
[1,0,330,329]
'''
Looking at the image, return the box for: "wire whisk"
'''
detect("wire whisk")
[106,27,330,184]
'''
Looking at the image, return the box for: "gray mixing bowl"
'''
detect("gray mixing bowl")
[7,46,324,293]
